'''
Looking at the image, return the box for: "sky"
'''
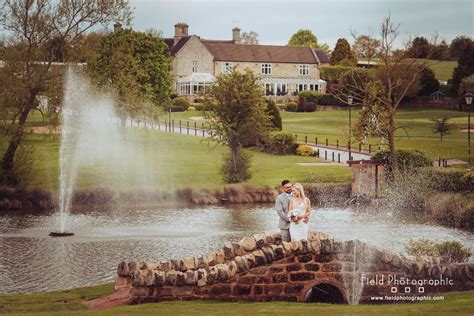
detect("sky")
[129,0,473,48]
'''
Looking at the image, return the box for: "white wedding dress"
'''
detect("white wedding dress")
[289,200,309,241]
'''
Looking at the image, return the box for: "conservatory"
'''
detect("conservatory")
[176,73,215,96]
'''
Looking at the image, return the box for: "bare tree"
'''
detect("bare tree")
[337,16,439,177]
[0,0,132,186]
[241,31,259,45]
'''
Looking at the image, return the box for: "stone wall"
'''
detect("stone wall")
[116,231,474,304]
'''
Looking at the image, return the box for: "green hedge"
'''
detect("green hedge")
[265,132,297,155]
[373,149,433,174]
[420,168,474,192]
[172,98,190,110]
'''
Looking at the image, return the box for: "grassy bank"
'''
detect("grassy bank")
[1,284,473,315]
[0,128,351,192]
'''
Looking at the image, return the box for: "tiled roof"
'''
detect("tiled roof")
[313,48,330,64]
[163,36,191,55]
[201,41,319,64]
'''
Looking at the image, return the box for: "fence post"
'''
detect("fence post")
[179,120,182,133]
[187,121,189,135]
[336,140,339,149]
[295,134,298,141]
[305,136,307,144]
[194,122,197,136]
[369,144,372,154]
[359,143,362,152]
[164,119,167,131]
[332,152,335,162]
[326,138,328,146]
[315,137,318,145]
[438,156,441,167]
[325,151,327,160]
[338,153,340,163]
[202,127,205,137]
[172,120,175,132]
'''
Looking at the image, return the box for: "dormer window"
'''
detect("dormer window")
[192,61,198,73]
[261,63,272,75]
[299,64,309,76]
[222,62,233,74]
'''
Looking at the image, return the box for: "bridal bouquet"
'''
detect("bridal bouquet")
[289,209,301,224]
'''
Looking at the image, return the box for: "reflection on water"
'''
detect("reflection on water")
[0,205,473,294]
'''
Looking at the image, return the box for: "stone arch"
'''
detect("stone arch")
[303,280,347,304]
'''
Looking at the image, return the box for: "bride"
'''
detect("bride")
[288,183,312,241]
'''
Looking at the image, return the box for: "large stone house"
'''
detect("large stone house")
[164,23,329,98]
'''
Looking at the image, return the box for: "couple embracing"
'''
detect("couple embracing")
[275,180,312,242]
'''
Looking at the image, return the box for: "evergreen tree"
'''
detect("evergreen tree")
[330,38,357,66]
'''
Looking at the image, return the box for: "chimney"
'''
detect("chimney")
[113,22,122,32]
[232,27,241,44]
[174,23,189,44]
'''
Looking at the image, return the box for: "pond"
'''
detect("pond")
[0,205,472,294]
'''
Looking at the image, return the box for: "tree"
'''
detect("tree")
[0,0,131,187]
[88,29,173,121]
[450,39,474,96]
[265,100,282,130]
[204,69,271,183]
[407,36,430,58]
[449,36,472,59]
[330,38,357,66]
[431,117,453,141]
[288,29,331,54]
[352,35,381,61]
[241,31,259,45]
[432,39,450,61]
[418,68,439,96]
[337,16,437,178]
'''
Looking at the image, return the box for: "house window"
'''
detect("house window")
[192,61,198,73]
[222,62,233,74]
[261,63,272,75]
[299,64,309,76]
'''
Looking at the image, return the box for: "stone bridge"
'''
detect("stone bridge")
[115,231,473,304]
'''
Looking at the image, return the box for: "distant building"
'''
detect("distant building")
[163,23,329,97]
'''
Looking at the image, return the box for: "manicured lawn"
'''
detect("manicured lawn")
[157,108,471,161]
[0,284,473,315]
[422,59,457,81]
[0,128,350,191]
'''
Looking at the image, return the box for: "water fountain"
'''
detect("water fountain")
[50,69,137,236]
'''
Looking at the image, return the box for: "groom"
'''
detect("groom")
[275,179,293,242]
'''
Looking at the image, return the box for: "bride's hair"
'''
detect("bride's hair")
[292,183,307,205]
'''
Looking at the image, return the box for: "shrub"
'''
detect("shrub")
[317,94,346,106]
[266,132,296,155]
[426,192,466,227]
[220,149,252,183]
[296,144,316,156]
[299,90,322,103]
[420,168,474,192]
[265,100,282,130]
[194,98,204,103]
[406,239,471,263]
[305,102,317,112]
[372,149,432,174]
[297,96,306,112]
[172,98,190,110]
[188,106,196,111]
[194,104,211,111]
[170,105,185,112]
[276,104,286,111]
[285,102,298,112]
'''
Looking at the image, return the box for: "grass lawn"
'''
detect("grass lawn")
[358,59,457,81]
[1,284,473,315]
[0,128,351,192]
[422,59,457,82]
[156,108,471,162]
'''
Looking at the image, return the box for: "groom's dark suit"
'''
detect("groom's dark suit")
[275,192,291,242]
